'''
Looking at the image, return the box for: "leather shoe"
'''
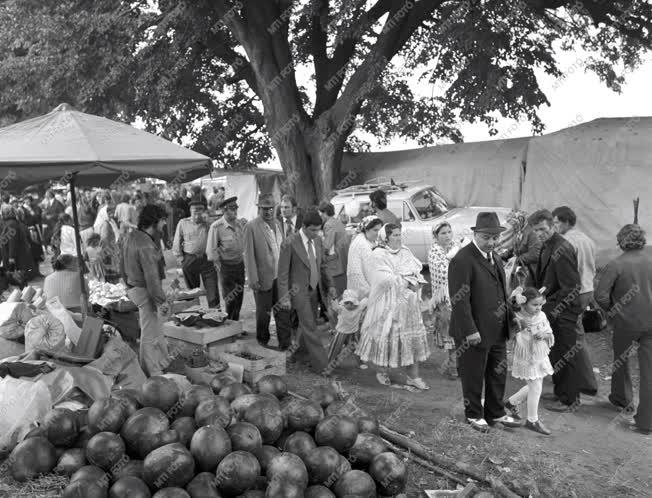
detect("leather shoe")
[541,392,559,402]
[504,400,522,420]
[525,420,551,435]
[545,400,576,412]
[489,415,521,428]
[466,418,490,433]
[608,394,629,410]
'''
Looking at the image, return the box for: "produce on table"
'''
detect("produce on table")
[195,396,233,428]
[306,485,337,498]
[227,422,263,453]
[152,488,191,498]
[178,385,214,418]
[243,399,285,444]
[314,415,359,453]
[189,425,232,472]
[14,375,407,497]
[143,443,195,490]
[120,407,170,458]
[109,476,152,498]
[333,469,377,498]
[88,398,130,434]
[8,436,57,482]
[215,451,261,495]
[54,448,87,476]
[86,432,126,471]
[185,472,221,498]
[348,433,388,468]
[42,408,79,447]
[141,376,180,413]
[255,375,288,399]
[170,417,197,447]
[219,382,253,402]
[303,446,342,486]
[282,398,324,432]
[283,431,317,462]
[369,451,408,495]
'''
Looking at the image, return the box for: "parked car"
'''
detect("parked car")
[330,182,512,263]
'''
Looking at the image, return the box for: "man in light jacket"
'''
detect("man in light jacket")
[243,193,292,350]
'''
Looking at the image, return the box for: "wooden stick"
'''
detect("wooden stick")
[288,390,522,497]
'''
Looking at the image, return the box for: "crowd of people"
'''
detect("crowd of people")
[1,182,649,437]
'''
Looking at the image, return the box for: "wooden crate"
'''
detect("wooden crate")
[218,341,286,384]
[163,320,242,359]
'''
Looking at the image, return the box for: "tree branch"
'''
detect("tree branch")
[311,0,330,114]
[332,0,441,124]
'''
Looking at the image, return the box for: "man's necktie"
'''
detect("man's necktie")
[286,219,293,237]
[307,239,319,289]
[487,253,493,265]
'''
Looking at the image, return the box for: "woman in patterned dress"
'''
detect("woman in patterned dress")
[355,223,431,390]
[427,222,461,379]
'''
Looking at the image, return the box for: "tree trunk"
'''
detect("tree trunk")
[271,117,346,208]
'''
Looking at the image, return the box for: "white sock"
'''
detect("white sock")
[527,378,543,423]
[509,385,529,406]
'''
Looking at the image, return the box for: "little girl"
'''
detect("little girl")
[505,286,555,435]
[323,289,368,376]
[85,233,105,281]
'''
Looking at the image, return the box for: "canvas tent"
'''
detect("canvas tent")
[341,137,528,209]
[521,117,652,265]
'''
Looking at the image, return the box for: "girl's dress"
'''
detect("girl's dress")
[511,310,555,380]
[355,246,430,368]
[334,298,368,336]
[86,246,105,281]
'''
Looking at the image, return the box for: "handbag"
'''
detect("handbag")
[581,305,607,333]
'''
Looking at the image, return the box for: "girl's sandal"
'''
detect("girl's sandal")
[376,372,391,386]
[406,376,430,390]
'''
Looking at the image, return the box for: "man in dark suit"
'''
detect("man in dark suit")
[243,193,292,349]
[278,194,303,240]
[278,209,337,373]
[530,209,582,412]
[449,212,521,432]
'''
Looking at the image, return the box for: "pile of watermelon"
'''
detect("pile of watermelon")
[5,375,407,497]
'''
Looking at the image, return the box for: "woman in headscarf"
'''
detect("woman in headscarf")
[498,209,541,288]
[427,221,462,379]
[355,223,431,390]
[94,203,120,282]
[0,205,36,284]
[346,216,383,299]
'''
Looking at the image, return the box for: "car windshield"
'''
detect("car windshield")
[411,188,448,220]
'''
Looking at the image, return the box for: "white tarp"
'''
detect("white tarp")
[225,174,259,222]
[521,117,652,265]
[341,137,528,209]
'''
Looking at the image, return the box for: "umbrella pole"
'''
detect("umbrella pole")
[69,175,89,318]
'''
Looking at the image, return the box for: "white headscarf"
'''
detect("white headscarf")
[377,223,404,254]
[93,205,120,242]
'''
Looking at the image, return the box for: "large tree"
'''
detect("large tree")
[1,0,650,204]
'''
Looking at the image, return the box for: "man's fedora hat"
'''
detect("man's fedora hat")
[471,212,506,234]
[257,193,276,208]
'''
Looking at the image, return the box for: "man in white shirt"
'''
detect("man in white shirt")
[278,195,302,240]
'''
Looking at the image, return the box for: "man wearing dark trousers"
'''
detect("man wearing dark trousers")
[243,194,292,349]
[449,212,520,432]
[206,196,245,321]
[173,200,220,308]
[530,209,582,412]
[278,209,337,373]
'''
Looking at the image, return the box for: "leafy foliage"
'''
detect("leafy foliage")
[0,0,650,175]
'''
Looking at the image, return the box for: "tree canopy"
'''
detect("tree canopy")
[1,0,650,203]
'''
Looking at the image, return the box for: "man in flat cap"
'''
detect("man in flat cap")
[173,198,220,308]
[243,193,292,349]
[449,212,520,432]
[207,196,245,320]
